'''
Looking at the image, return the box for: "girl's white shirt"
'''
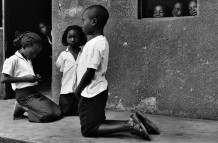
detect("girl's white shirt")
[2,51,37,90]
[56,47,81,94]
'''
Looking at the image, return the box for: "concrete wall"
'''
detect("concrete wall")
[52,0,218,120]
[0,29,4,99]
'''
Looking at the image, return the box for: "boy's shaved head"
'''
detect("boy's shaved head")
[84,5,109,27]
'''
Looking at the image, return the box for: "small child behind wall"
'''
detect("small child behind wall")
[75,5,160,141]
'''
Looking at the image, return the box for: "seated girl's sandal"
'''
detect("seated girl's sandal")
[13,101,26,120]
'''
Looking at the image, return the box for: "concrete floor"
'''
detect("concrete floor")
[1,99,218,143]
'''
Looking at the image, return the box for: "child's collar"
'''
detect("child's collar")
[15,51,28,61]
[15,51,25,59]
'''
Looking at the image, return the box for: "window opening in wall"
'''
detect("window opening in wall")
[138,0,198,19]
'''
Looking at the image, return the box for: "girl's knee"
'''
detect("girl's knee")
[39,107,61,122]
[39,113,61,123]
[46,104,61,117]
[52,106,61,116]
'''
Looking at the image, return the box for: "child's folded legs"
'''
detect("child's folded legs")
[13,101,28,120]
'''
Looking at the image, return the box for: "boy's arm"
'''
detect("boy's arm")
[1,73,41,83]
[74,68,95,100]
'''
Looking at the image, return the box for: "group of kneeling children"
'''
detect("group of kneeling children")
[1,5,160,141]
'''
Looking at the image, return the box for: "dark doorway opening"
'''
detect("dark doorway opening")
[4,0,52,99]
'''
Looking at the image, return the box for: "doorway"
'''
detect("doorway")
[4,0,52,99]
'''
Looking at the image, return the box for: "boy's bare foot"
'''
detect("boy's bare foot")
[13,101,27,120]
[135,111,160,135]
[129,114,151,141]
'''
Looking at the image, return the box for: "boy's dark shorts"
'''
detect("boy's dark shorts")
[78,89,108,137]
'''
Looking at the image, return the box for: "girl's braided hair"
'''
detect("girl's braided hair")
[13,31,42,49]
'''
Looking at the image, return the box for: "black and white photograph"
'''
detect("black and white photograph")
[0,0,218,143]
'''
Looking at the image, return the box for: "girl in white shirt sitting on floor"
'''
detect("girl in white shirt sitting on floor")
[1,32,61,123]
[56,25,87,116]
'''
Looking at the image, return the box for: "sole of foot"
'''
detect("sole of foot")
[136,111,160,135]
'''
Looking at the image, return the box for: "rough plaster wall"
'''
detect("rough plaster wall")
[52,0,84,104]
[0,30,4,99]
[52,0,218,120]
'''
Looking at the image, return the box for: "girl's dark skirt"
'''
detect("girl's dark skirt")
[59,93,79,116]
[78,89,108,137]
[15,86,61,123]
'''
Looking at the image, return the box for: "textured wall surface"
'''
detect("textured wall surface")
[0,30,4,99]
[52,0,218,120]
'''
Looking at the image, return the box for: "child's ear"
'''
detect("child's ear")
[92,18,97,26]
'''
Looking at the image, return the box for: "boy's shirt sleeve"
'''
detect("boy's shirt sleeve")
[86,42,103,69]
[56,52,64,72]
[2,58,15,76]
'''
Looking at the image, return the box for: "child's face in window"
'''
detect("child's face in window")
[67,30,81,48]
[25,43,42,60]
[189,1,197,16]
[153,5,165,18]
[172,2,184,17]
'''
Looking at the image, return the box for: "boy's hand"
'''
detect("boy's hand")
[74,89,81,101]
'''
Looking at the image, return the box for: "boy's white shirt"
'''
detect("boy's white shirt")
[56,48,81,94]
[1,51,37,90]
[77,35,109,98]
